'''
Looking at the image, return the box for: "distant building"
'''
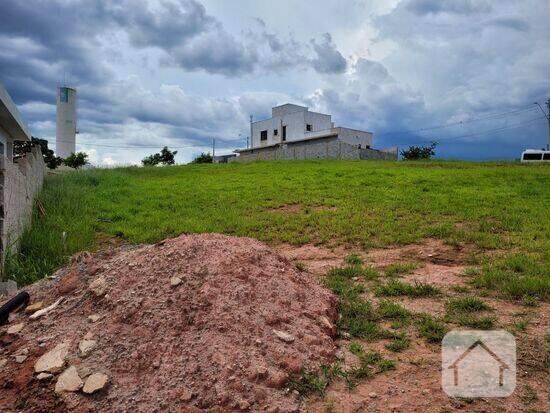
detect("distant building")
[235,104,396,161]
[213,154,237,163]
[56,86,77,158]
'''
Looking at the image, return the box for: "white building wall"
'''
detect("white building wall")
[56,86,77,158]
[251,105,333,148]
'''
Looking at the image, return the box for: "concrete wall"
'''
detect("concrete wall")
[0,146,46,258]
[235,136,397,162]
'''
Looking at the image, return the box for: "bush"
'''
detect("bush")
[142,146,178,166]
[191,152,213,164]
[401,142,437,160]
[63,152,88,169]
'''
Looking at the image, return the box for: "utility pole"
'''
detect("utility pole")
[212,138,215,157]
[249,115,253,149]
[535,99,550,150]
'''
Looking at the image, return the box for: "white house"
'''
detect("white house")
[250,104,373,149]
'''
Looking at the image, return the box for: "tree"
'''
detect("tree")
[400,142,438,160]
[142,146,178,166]
[191,152,213,164]
[13,137,63,169]
[63,152,89,169]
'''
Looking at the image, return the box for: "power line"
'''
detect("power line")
[376,106,538,137]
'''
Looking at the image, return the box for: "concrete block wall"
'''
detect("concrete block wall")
[234,136,397,162]
[0,146,46,260]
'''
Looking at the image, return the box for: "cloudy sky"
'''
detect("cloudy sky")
[1,0,549,164]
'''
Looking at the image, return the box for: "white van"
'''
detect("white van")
[520,149,550,163]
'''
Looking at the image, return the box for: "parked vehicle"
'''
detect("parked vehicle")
[520,149,550,162]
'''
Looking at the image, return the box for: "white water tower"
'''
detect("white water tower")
[56,86,77,158]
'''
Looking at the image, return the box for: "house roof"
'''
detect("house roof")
[0,83,31,141]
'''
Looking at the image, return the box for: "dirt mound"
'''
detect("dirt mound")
[0,234,337,412]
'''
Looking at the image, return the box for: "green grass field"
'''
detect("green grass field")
[5,160,550,300]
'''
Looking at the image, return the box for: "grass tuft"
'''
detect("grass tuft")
[376,280,440,298]
[416,315,447,343]
[446,297,489,313]
[384,262,419,277]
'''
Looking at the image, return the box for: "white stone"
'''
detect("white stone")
[55,366,83,393]
[7,322,24,335]
[15,355,27,363]
[88,314,101,322]
[37,372,53,380]
[82,373,109,394]
[0,359,7,368]
[79,339,97,356]
[272,329,295,343]
[34,342,69,373]
[170,277,182,287]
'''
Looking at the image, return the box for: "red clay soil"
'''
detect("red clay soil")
[0,234,338,412]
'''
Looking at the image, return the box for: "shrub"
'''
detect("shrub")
[401,142,437,160]
[191,152,213,164]
[142,146,178,166]
[63,152,88,169]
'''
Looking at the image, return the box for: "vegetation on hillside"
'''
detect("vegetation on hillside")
[4,160,549,303]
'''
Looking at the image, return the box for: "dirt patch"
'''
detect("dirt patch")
[366,239,475,268]
[275,244,350,275]
[0,234,338,412]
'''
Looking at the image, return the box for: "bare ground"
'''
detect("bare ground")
[276,239,550,413]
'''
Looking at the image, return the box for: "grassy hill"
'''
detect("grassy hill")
[5,160,550,301]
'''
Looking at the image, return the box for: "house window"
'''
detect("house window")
[282,125,287,141]
[260,130,268,141]
[60,87,69,102]
[273,129,278,136]
[306,124,312,132]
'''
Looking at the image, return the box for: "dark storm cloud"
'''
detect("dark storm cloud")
[311,33,347,74]
[406,0,491,16]
[487,17,530,32]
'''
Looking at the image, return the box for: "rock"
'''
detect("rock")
[369,392,378,399]
[422,389,430,395]
[7,322,25,335]
[15,355,27,363]
[25,302,44,314]
[84,331,94,340]
[318,316,336,336]
[37,372,54,381]
[88,314,101,322]
[79,339,97,356]
[82,372,109,394]
[179,387,194,401]
[30,297,64,320]
[0,280,17,298]
[170,277,182,287]
[34,342,69,373]
[272,329,295,343]
[55,366,83,393]
[0,359,7,368]
[266,370,288,389]
[89,276,108,296]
